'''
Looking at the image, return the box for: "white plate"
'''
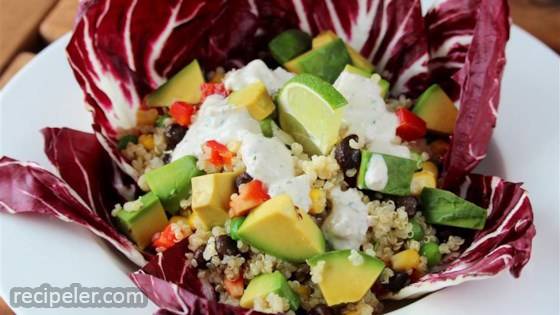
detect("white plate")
[1,26,558,314]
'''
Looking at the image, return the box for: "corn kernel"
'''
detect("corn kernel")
[410,170,436,196]
[136,108,159,126]
[139,134,155,150]
[293,284,311,298]
[391,249,420,272]
[309,189,326,214]
[421,161,439,178]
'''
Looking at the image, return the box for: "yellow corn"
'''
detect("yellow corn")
[421,161,439,178]
[136,108,159,126]
[391,249,420,272]
[139,134,155,150]
[293,284,311,298]
[410,170,437,196]
[309,188,327,214]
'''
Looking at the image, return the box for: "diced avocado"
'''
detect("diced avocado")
[229,216,246,241]
[145,156,204,215]
[191,172,237,229]
[313,31,375,73]
[284,38,351,83]
[344,64,371,78]
[357,151,418,196]
[269,29,312,64]
[413,84,458,134]
[421,187,487,230]
[145,59,205,107]
[116,192,169,249]
[240,271,300,310]
[307,250,385,306]
[237,195,325,262]
[260,117,273,138]
[378,78,390,98]
[227,81,276,120]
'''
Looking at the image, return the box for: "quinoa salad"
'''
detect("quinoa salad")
[110,30,487,315]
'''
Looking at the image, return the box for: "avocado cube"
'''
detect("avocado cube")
[145,155,204,215]
[227,81,276,120]
[413,84,458,134]
[145,59,205,107]
[357,150,418,196]
[191,172,237,229]
[240,271,300,311]
[237,195,325,263]
[313,31,376,73]
[421,188,487,230]
[284,38,351,83]
[307,250,385,306]
[269,29,312,64]
[116,192,169,249]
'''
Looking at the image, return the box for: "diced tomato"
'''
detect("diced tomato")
[152,220,191,252]
[170,101,197,127]
[223,277,244,298]
[204,140,234,167]
[395,108,427,141]
[152,224,175,251]
[229,180,270,217]
[200,83,228,103]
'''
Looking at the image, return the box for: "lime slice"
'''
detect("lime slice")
[278,74,347,155]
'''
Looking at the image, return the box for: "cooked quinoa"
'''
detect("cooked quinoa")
[113,57,471,315]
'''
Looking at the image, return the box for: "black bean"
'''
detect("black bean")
[384,271,410,293]
[193,246,207,269]
[162,152,172,164]
[308,304,336,315]
[393,196,419,217]
[235,172,253,190]
[334,135,361,187]
[165,124,188,150]
[292,264,310,283]
[215,235,240,258]
[312,211,328,227]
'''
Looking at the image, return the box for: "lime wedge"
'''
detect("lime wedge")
[278,74,347,155]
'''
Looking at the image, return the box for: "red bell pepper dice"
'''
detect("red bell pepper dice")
[152,224,175,251]
[204,140,234,167]
[170,101,197,127]
[396,108,427,141]
[201,83,228,103]
[229,180,270,217]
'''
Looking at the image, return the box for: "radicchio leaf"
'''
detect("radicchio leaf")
[389,174,535,299]
[130,239,267,315]
[42,127,137,224]
[425,0,510,188]
[0,156,147,266]
[66,0,431,178]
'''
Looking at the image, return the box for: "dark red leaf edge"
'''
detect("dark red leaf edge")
[0,156,147,266]
[388,174,535,299]
[42,127,138,224]
[424,0,511,188]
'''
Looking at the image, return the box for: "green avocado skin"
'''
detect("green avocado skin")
[145,155,204,215]
[269,29,312,64]
[357,151,417,196]
[421,188,487,230]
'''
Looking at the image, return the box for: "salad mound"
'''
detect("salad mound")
[0,0,535,315]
